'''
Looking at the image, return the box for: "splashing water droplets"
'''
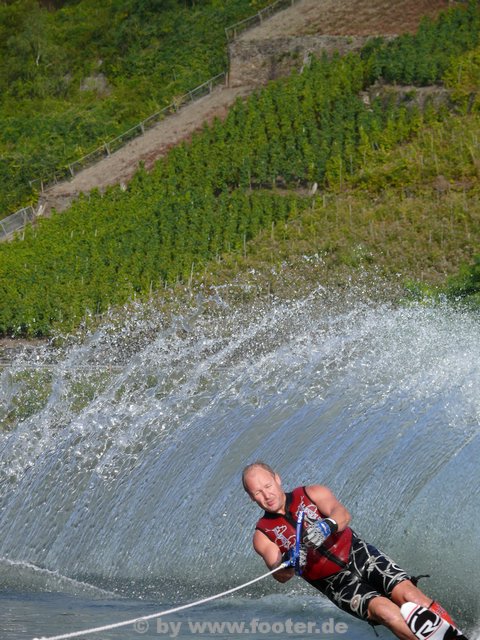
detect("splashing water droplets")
[0,282,478,623]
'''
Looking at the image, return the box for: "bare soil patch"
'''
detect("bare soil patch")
[240,0,452,40]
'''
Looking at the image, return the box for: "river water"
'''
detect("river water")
[0,282,478,640]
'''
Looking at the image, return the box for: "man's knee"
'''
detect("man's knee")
[391,580,432,608]
[368,596,404,627]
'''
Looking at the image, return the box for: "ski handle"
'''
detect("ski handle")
[279,508,305,573]
[294,508,305,575]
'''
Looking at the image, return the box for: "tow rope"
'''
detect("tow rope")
[32,563,290,640]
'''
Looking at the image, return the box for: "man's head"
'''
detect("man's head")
[242,461,286,514]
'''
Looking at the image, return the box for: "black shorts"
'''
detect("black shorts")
[308,532,411,621]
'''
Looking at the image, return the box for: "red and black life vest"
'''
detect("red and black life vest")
[255,486,353,581]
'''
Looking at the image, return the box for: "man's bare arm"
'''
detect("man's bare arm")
[305,484,351,530]
[252,530,294,583]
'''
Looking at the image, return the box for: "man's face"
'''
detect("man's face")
[244,467,286,514]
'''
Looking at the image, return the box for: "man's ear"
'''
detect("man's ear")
[274,472,282,486]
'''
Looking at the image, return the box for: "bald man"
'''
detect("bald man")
[243,461,463,640]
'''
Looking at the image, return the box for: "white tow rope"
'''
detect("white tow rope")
[33,563,288,640]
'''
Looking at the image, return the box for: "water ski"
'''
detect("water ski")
[401,602,469,640]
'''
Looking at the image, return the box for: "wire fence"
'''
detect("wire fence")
[0,73,226,241]
[2,0,300,240]
[28,71,227,195]
[0,206,36,241]
[225,0,301,41]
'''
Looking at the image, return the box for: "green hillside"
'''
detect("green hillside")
[0,0,271,215]
[201,110,480,299]
[1,1,480,338]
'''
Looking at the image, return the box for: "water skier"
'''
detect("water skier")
[242,462,467,640]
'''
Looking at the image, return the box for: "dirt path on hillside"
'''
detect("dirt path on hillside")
[37,0,452,216]
[40,85,252,214]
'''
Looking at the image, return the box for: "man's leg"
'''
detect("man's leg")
[348,535,458,630]
[368,595,419,640]
[391,580,456,625]
[391,579,433,608]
